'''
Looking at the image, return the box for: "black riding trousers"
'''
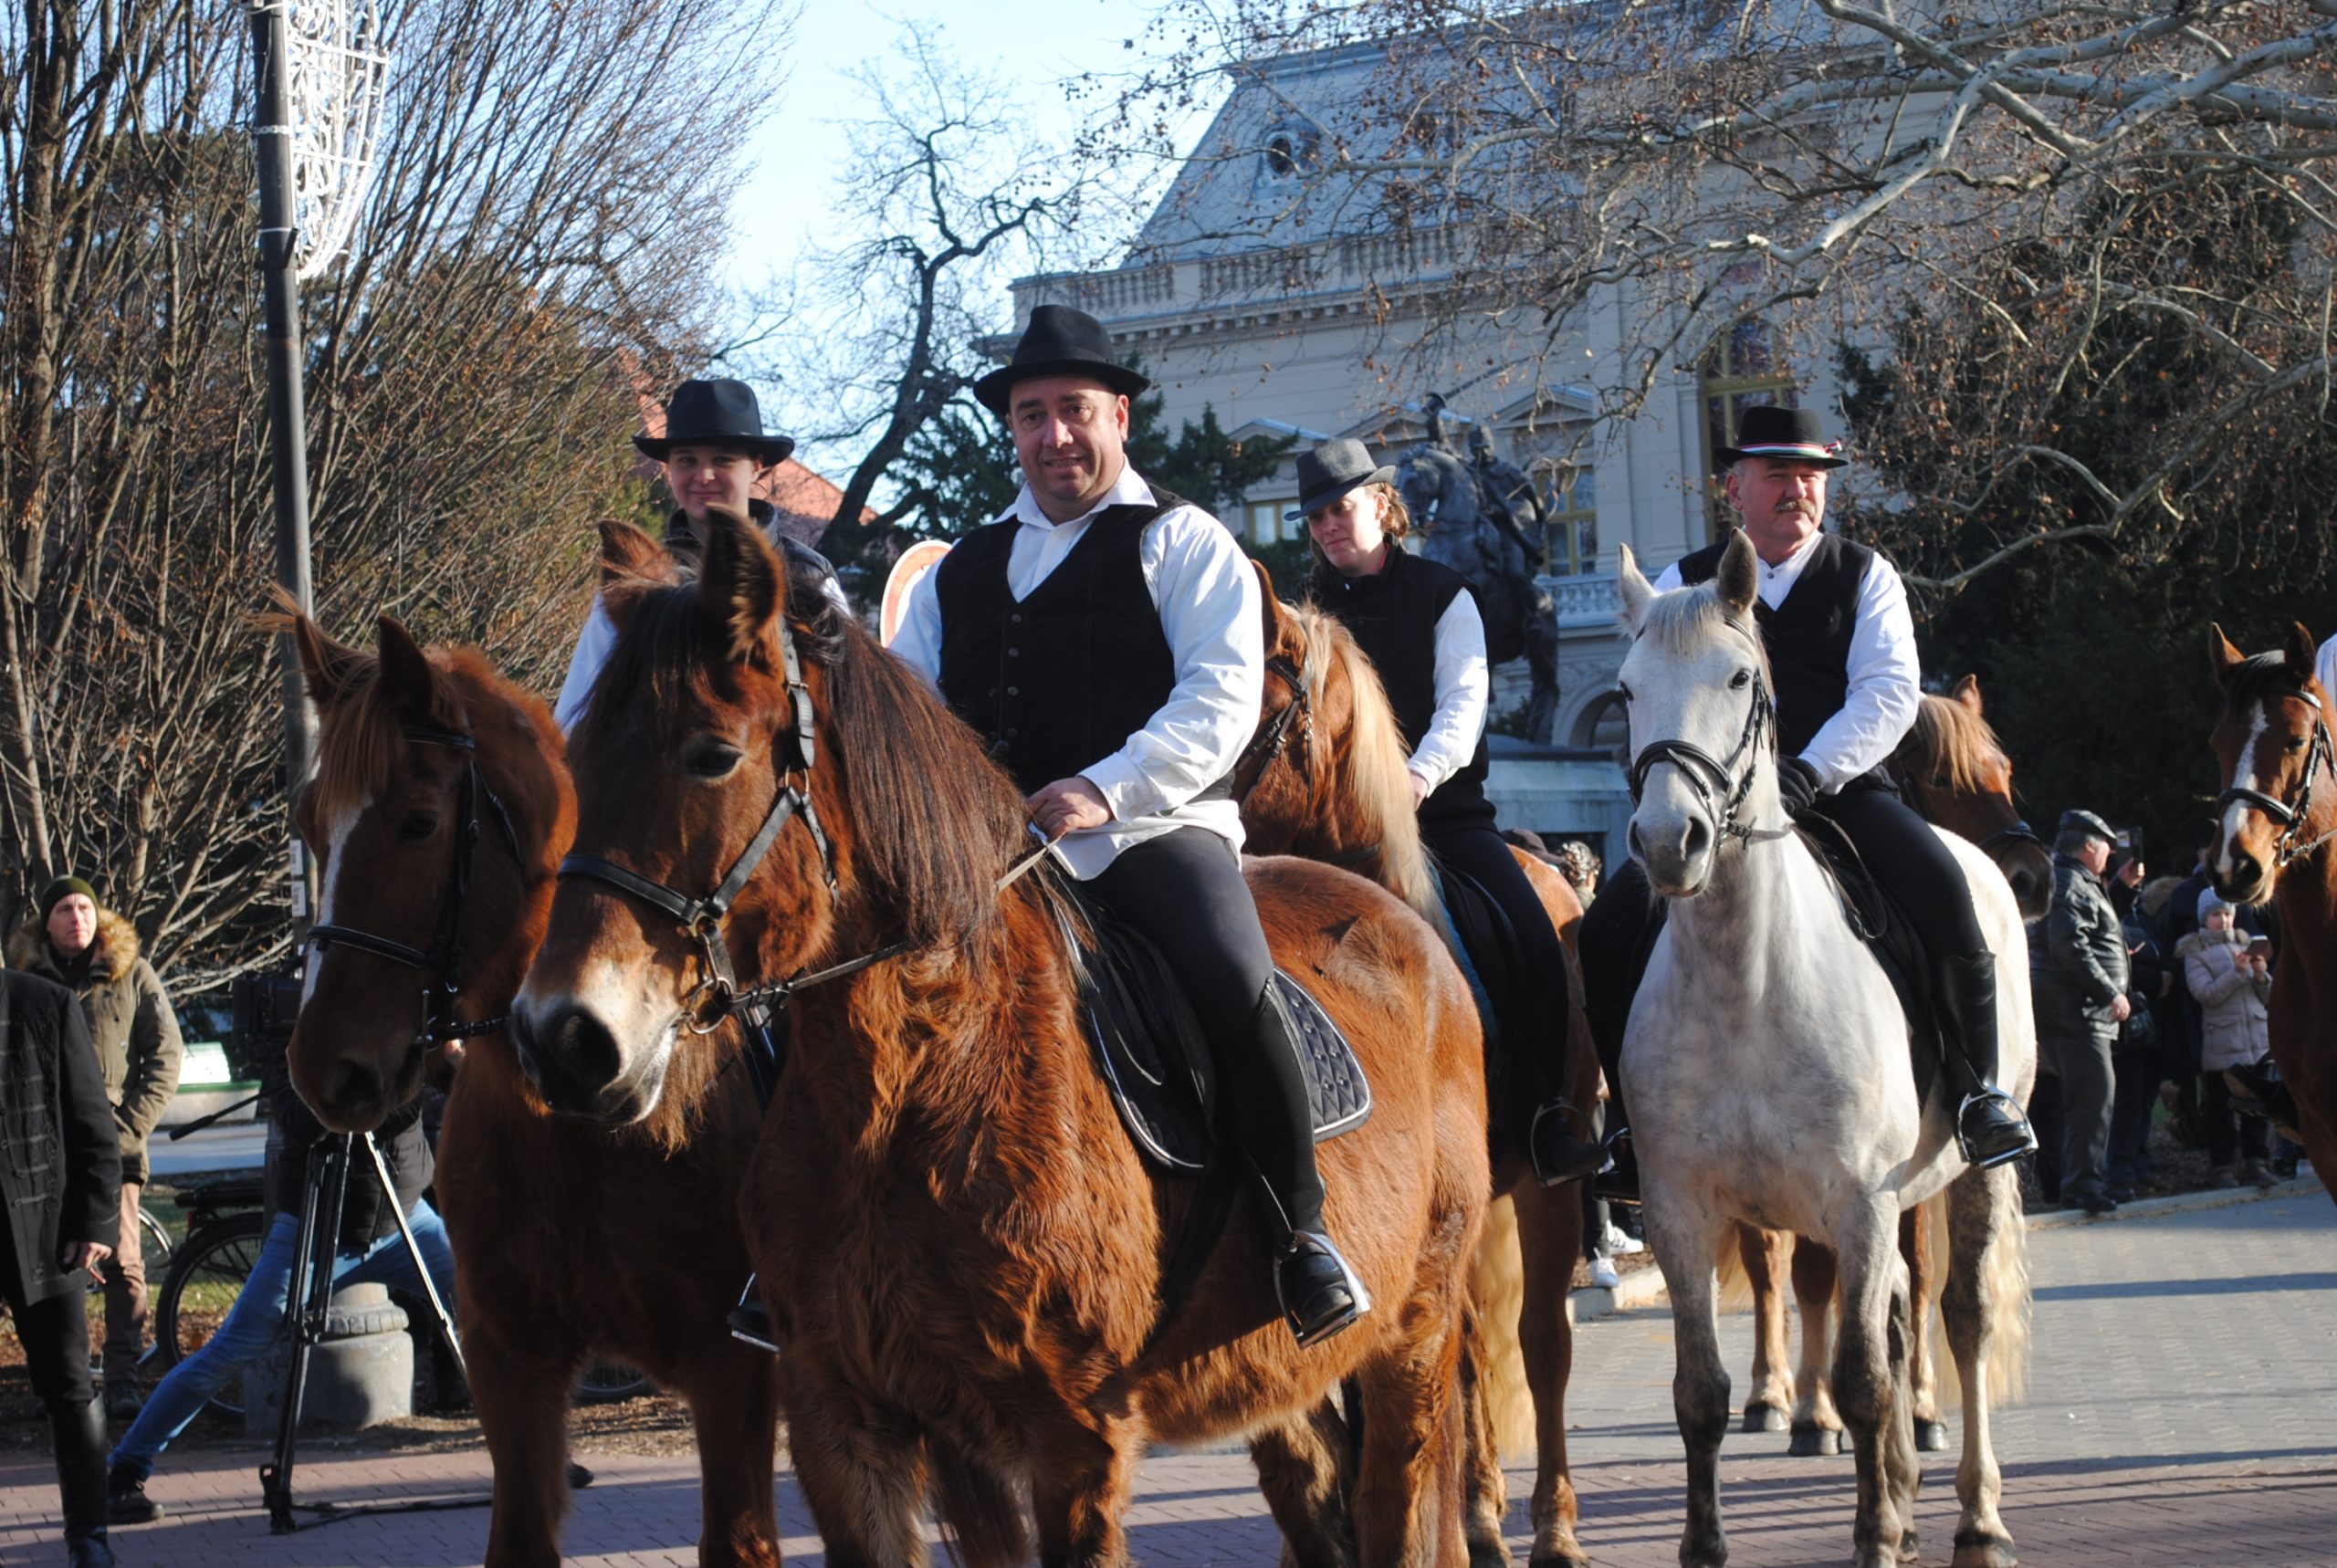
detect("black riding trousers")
[1426,820,1577,1124]
[1081,828,1326,1236]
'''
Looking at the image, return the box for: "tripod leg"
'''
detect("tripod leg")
[365,1132,464,1376]
[263,1132,352,1532]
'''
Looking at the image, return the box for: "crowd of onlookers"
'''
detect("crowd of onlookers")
[2028,813,2297,1216]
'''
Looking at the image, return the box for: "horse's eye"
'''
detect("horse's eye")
[684,739,746,780]
[396,812,438,843]
[1729,669,1751,690]
[1617,684,1633,705]
[2287,736,2307,752]
[1932,774,1950,790]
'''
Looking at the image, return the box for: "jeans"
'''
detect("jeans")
[110,1199,457,1475]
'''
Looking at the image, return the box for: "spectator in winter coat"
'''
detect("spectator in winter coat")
[2179,889,2277,1188]
[10,877,183,1416]
[0,967,121,1566]
[2032,810,2130,1214]
[2107,894,2173,1198]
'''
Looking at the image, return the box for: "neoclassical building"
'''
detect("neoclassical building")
[1004,37,1857,857]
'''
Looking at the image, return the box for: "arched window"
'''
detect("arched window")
[1263,125,1318,181]
[1699,319,1797,540]
[1573,689,1631,765]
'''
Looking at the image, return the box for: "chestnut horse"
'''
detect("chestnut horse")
[280,614,781,1567]
[1737,674,2057,1458]
[1236,578,1597,1568]
[513,512,1491,1566]
[2208,622,2337,1205]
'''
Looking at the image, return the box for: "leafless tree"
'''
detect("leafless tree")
[0,0,789,983]
[1105,0,2337,586]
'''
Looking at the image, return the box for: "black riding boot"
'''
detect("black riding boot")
[1231,986,1369,1348]
[52,1396,114,1566]
[1935,953,2038,1168]
[1525,1011,1606,1186]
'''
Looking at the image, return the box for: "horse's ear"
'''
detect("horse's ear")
[695,505,784,664]
[598,520,670,633]
[1715,529,1758,618]
[288,612,371,710]
[374,616,444,721]
[1616,544,1655,632]
[2207,623,2248,688]
[1252,559,1295,653]
[1951,673,1984,715]
[2282,622,2319,685]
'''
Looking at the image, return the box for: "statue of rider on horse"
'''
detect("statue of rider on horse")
[1395,394,1563,743]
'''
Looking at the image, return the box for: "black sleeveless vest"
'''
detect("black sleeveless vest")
[1314,549,1495,829]
[1674,531,1873,758]
[935,488,1211,798]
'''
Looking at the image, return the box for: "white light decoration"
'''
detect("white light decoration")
[278,0,391,280]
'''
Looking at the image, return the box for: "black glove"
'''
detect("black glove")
[1776,757,1822,817]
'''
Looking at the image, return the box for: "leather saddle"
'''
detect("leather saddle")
[1048,889,1372,1176]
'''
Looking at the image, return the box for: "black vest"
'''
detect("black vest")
[1314,549,1494,828]
[1675,531,1874,758]
[936,489,1214,798]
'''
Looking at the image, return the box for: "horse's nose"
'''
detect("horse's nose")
[326,1059,384,1124]
[512,1000,624,1114]
[1680,816,1711,866]
[2221,851,2264,899]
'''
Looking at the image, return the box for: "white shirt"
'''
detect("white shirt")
[891,465,1263,880]
[1653,529,1922,790]
[2317,632,2337,709]
[552,525,852,733]
[1409,588,1490,792]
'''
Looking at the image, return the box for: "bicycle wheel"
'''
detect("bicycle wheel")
[138,1204,175,1275]
[151,1211,267,1419]
[575,1356,652,1404]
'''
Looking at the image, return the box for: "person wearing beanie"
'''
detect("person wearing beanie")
[0,960,123,1565]
[10,879,183,1417]
[2178,888,2278,1187]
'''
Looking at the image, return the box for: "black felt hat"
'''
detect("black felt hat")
[1285,438,1397,520]
[1714,404,1848,469]
[973,305,1150,417]
[633,379,795,465]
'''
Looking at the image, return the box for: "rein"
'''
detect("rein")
[2217,684,2337,869]
[556,614,1058,1036]
[1229,652,1311,805]
[1628,664,1775,843]
[305,723,524,1047]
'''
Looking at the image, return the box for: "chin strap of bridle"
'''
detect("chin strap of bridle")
[305,724,524,1046]
[2216,685,2337,869]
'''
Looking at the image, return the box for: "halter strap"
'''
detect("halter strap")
[1230,652,1311,805]
[304,722,525,1046]
[2216,685,2337,868]
[1627,669,1773,842]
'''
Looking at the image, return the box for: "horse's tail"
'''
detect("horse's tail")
[928,1437,1030,1568]
[1465,1193,1536,1459]
[1712,1222,1761,1313]
[1926,1167,2033,1408]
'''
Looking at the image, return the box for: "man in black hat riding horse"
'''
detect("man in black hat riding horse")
[556,379,848,731]
[890,304,1369,1346]
[1583,405,2037,1199]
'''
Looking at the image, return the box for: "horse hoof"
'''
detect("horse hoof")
[1742,1400,1789,1433]
[1787,1421,1843,1457]
[1527,1551,1590,1568]
[1916,1417,1951,1452]
[1952,1528,2018,1568]
[1899,1526,1922,1561]
[1470,1540,1514,1568]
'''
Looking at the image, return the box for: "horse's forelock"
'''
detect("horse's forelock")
[309,649,466,822]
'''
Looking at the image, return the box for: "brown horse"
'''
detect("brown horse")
[1737,675,2052,1458]
[1236,576,1597,1568]
[513,511,1491,1567]
[2208,622,2337,1205]
[280,613,781,1567]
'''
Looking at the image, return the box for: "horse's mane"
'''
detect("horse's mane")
[2224,649,2314,716]
[1284,601,1438,916]
[1900,692,2007,796]
[574,558,1027,953]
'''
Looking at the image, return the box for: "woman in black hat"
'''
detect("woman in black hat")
[1297,439,1604,1187]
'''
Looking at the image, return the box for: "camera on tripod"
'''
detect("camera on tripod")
[228,969,305,1094]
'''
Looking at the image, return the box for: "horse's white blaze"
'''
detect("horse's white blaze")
[303,795,371,1005]
[2217,700,2271,882]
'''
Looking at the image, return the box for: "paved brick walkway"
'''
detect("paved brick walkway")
[4,1186,2329,1565]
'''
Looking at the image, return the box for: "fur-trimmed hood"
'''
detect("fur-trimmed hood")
[9,904,140,985]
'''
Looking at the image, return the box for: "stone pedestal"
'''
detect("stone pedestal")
[1484,737,1632,865]
[244,1283,414,1434]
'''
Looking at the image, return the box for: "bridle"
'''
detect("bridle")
[1626,654,1774,844]
[1229,652,1312,805]
[555,615,882,1035]
[2216,683,2337,870]
[304,723,523,1047]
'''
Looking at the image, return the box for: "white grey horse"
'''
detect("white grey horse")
[1614,533,2032,1568]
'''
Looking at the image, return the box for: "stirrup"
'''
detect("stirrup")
[727,1275,780,1353]
[1955,1087,2037,1170]
[1277,1232,1371,1350]
[1529,1097,1605,1187]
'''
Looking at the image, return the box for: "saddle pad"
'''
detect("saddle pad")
[1791,817,1943,1110]
[1057,896,1373,1175]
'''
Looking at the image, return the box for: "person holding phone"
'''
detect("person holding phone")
[2178,890,2278,1187]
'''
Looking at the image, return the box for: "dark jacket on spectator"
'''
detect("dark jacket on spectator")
[0,971,121,1304]
[263,1085,433,1254]
[2033,852,2130,1046]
